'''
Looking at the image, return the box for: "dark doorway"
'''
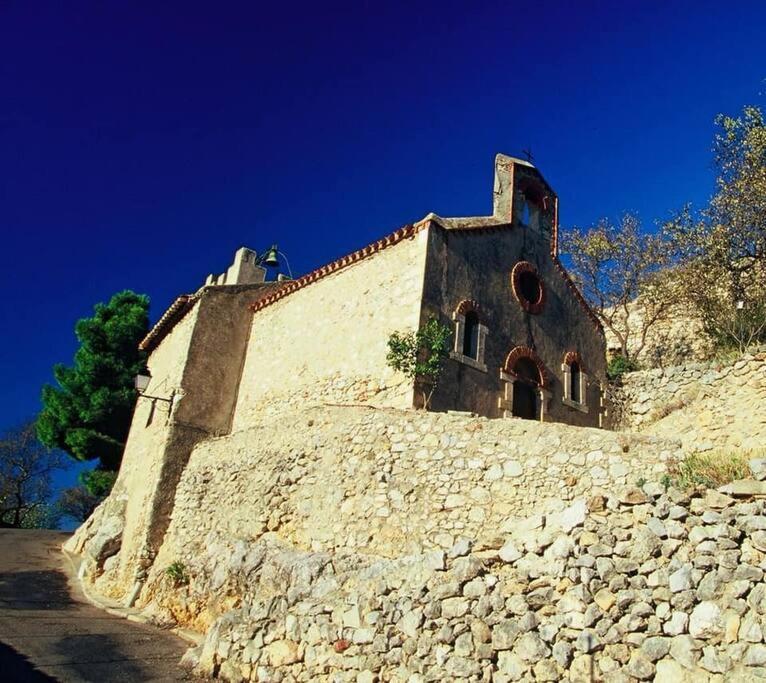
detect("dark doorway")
[511,357,541,420]
[512,381,537,419]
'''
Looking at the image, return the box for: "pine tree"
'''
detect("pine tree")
[37,290,150,470]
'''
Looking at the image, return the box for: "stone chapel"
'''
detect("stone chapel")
[137,154,607,432]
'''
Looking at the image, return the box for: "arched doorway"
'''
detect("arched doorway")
[499,346,551,421]
[511,357,540,420]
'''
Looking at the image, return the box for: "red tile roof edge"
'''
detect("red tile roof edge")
[138,294,198,352]
[247,218,603,339]
[249,222,428,313]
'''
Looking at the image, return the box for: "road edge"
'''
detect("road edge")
[61,547,203,646]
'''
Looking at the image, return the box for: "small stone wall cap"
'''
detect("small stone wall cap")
[703,489,735,509]
[749,459,766,481]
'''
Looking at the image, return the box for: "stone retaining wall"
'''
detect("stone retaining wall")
[135,406,678,630]
[609,351,766,453]
[167,482,766,682]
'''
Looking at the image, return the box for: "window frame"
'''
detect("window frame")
[562,351,588,413]
[450,301,488,373]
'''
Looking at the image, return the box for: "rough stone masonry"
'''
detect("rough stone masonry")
[64,351,766,681]
[156,480,766,681]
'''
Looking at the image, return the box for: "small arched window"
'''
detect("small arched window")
[451,300,488,372]
[562,352,588,412]
[462,310,480,359]
[570,361,581,404]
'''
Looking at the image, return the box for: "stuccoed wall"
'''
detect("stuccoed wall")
[232,231,429,431]
[603,299,715,367]
[609,351,766,453]
[67,284,276,600]
[140,405,678,628]
[102,299,202,592]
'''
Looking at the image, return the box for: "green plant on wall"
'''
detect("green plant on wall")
[386,317,451,410]
[165,560,189,587]
[606,354,640,381]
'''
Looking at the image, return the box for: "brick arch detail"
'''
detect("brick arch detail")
[510,261,546,315]
[454,299,486,324]
[502,345,549,388]
[563,350,587,373]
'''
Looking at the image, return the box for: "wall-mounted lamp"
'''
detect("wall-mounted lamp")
[134,371,174,404]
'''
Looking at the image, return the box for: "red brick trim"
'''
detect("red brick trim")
[249,223,426,313]
[563,350,588,373]
[510,261,546,314]
[502,345,549,388]
[454,299,486,324]
[138,294,198,352]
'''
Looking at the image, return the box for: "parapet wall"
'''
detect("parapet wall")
[609,351,766,453]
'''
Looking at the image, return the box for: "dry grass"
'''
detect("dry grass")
[673,449,759,489]
[649,387,701,423]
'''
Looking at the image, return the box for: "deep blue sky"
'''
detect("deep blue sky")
[0,1,764,490]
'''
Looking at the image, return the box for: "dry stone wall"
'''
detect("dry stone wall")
[610,351,766,454]
[163,480,766,682]
[148,406,677,577]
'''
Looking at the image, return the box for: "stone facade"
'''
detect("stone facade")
[221,154,607,431]
[609,351,766,453]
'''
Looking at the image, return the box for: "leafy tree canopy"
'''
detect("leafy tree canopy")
[1,421,67,529]
[664,105,766,351]
[37,290,149,470]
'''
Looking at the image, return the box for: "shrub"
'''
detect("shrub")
[165,561,189,587]
[386,317,451,409]
[607,355,640,381]
[674,450,752,489]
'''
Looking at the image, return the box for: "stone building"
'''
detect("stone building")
[85,153,610,604]
[140,153,606,431]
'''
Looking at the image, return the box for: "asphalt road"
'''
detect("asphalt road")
[0,529,192,682]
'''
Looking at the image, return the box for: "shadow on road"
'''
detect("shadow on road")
[0,641,57,682]
[0,570,74,609]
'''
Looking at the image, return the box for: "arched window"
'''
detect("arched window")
[462,310,480,359]
[451,300,488,372]
[570,361,581,404]
[562,351,588,412]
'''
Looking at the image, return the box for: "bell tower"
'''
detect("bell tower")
[492,154,559,254]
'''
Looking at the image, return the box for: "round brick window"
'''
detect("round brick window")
[511,261,546,314]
